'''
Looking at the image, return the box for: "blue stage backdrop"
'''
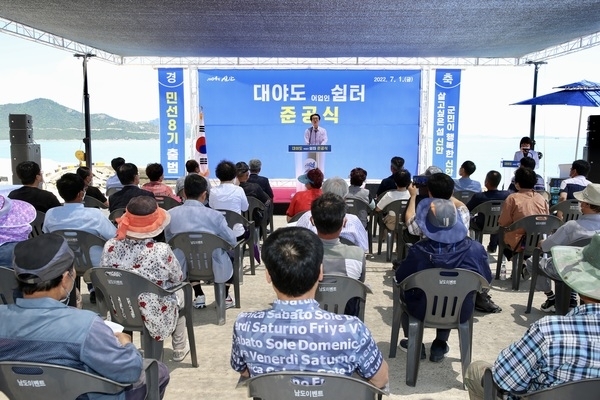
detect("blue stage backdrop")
[158,68,185,179]
[432,69,461,177]
[198,69,421,179]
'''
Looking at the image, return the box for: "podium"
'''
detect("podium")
[289,145,331,190]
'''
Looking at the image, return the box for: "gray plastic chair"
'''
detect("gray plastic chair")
[155,196,181,211]
[496,214,563,290]
[52,229,107,287]
[453,190,476,204]
[288,210,308,223]
[469,200,504,243]
[108,207,126,225]
[90,268,198,367]
[376,199,409,262]
[218,209,256,277]
[0,267,18,305]
[483,366,600,400]
[0,359,160,400]
[105,187,121,197]
[389,268,489,387]
[238,371,388,400]
[549,199,581,222]
[246,196,270,243]
[168,231,241,326]
[345,198,373,254]
[526,237,591,315]
[83,195,108,209]
[29,211,45,238]
[315,274,373,322]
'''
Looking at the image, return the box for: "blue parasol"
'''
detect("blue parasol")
[513,80,600,159]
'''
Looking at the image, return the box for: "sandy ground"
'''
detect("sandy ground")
[0,215,549,400]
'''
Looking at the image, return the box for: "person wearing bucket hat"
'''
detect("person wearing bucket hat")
[100,196,190,363]
[0,233,171,399]
[395,197,495,363]
[286,168,324,222]
[464,233,600,400]
[0,194,36,266]
[528,183,600,312]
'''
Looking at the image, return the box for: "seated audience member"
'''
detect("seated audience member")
[236,161,272,224]
[101,196,189,362]
[108,163,155,212]
[76,166,108,207]
[454,160,482,192]
[0,195,36,266]
[0,233,170,399]
[142,163,181,202]
[164,174,237,310]
[499,167,548,268]
[465,234,600,399]
[375,169,412,232]
[286,168,324,222]
[513,136,540,169]
[346,167,375,209]
[559,159,592,201]
[466,170,510,253]
[230,227,388,389]
[247,159,274,200]
[296,177,369,252]
[508,157,545,192]
[175,159,211,203]
[376,156,405,198]
[106,157,126,193]
[529,184,600,312]
[8,160,60,212]
[395,198,496,362]
[209,160,249,238]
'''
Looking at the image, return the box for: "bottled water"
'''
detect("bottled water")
[499,261,507,280]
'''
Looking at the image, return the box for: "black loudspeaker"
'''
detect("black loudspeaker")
[10,128,34,144]
[587,117,600,150]
[9,114,33,130]
[10,143,41,185]
[586,146,600,184]
[588,115,600,131]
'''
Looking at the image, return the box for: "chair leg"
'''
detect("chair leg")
[495,243,505,279]
[511,253,523,290]
[406,317,424,387]
[389,286,402,358]
[214,283,226,326]
[367,217,373,255]
[458,319,474,389]
[142,328,164,361]
[385,231,393,262]
[182,285,198,368]
[555,281,571,315]
[526,255,540,313]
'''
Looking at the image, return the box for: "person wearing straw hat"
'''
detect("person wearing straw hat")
[0,233,171,400]
[0,194,36,266]
[100,196,190,362]
[465,233,600,400]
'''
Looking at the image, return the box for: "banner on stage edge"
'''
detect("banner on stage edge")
[432,69,461,177]
[158,68,185,179]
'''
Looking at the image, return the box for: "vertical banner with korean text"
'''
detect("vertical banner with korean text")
[158,68,185,179]
[432,69,461,177]
[197,69,421,179]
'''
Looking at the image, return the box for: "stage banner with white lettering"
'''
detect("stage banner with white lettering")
[158,68,185,179]
[432,69,461,177]
[198,69,421,179]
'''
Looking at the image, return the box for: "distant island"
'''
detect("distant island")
[0,98,162,140]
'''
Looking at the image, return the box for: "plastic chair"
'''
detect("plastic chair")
[483,366,600,400]
[496,214,563,290]
[315,274,373,322]
[29,211,45,238]
[0,359,160,400]
[453,190,476,204]
[155,196,181,211]
[218,209,256,277]
[288,210,307,223]
[549,199,581,222]
[105,187,121,197]
[246,196,270,242]
[83,195,108,209]
[535,190,551,202]
[108,208,126,225]
[168,232,241,326]
[345,198,373,254]
[526,237,590,315]
[90,268,198,367]
[0,267,18,305]
[238,371,388,400]
[469,200,504,243]
[389,268,489,387]
[376,199,409,262]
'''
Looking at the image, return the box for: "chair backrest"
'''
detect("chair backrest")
[155,196,181,211]
[288,210,308,223]
[549,199,581,222]
[83,195,107,209]
[470,200,504,234]
[105,187,121,197]
[0,267,18,305]
[521,378,600,400]
[168,232,233,282]
[507,214,563,256]
[345,198,371,229]
[0,361,129,400]
[29,211,45,238]
[535,190,551,202]
[108,208,126,224]
[400,268,489,329]
[240,371,387,400]
[246,196,266,220]
[217,209,252,231]
[453,190,476,204]
[52,230,107,275]
[382,199,409,232]
[315,274,373,321]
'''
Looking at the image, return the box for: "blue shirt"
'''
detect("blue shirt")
[454,177,482,192]
[0,297,142,400]
[230,299,384,380]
